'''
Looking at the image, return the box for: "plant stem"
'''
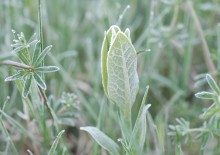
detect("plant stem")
[187,1,216,74]
[38,0,43,53]
[37,85,54,120]
[1,60,33,70]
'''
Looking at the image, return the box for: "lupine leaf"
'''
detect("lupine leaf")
[17,50,30,65]
[80,126,120,155]
[34,45,52,67]
[206,74,220,94]
[22,75,32,98]
[32,41,41,64]
[35,66,60,73]
[33,72,46,90]
[5,71,25,81]
[195,91,215,100]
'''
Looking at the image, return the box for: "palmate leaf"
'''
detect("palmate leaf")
[33,72,46,90]
[80,126,120,155]
[22,75,32,98]
[33,45,52,67]
[107,31,139,110]
[35,66,60,73]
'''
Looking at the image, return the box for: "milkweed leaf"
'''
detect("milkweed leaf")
[107,31,139,109]
[80,126,120,155]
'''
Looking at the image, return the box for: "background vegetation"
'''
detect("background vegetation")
[0,0,220,154]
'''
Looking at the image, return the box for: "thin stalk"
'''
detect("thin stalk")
[38,0,45,81]
[1,60,33,70]
[38,0,43,53]
[187,1,216,74]
[0,98,19,155]
[217,24,220,70]
[37,85,54,120]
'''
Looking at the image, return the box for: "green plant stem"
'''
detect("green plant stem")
[125,104,132,133]
[38,0,43,53]
[187,1,216,74]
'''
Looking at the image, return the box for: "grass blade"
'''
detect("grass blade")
[48,130,65,155]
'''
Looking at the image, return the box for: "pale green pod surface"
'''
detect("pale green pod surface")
[107,31,139,109]
[101,25,120,96]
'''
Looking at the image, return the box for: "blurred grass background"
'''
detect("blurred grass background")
[0,0,220,154]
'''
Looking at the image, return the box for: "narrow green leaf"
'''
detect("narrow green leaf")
[48,130,65,155]
[35,66,60,73]
[22,75,32,98]
[195,91,215,100]
[17,50,30,65]
[206,74,220,94]
[12,46,25,53]
[80,126,120,155]
[107,31,139,110]
[32,41,41,64]
[33,72,46,90]
[137,49,151,55]
[34,45,52,67]
[132,87,150,152]
[5,71,25,81]
[101,32,109,96]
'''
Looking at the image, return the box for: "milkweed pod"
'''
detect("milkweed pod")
[101,25,139,111]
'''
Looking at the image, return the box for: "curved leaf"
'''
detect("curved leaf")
[206,74,220,95]
[101,25,120,97]
[195,91,215,100]
[48,130,65,155]
[80,126,120,155]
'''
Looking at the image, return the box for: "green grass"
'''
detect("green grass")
[0,0,220,154]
